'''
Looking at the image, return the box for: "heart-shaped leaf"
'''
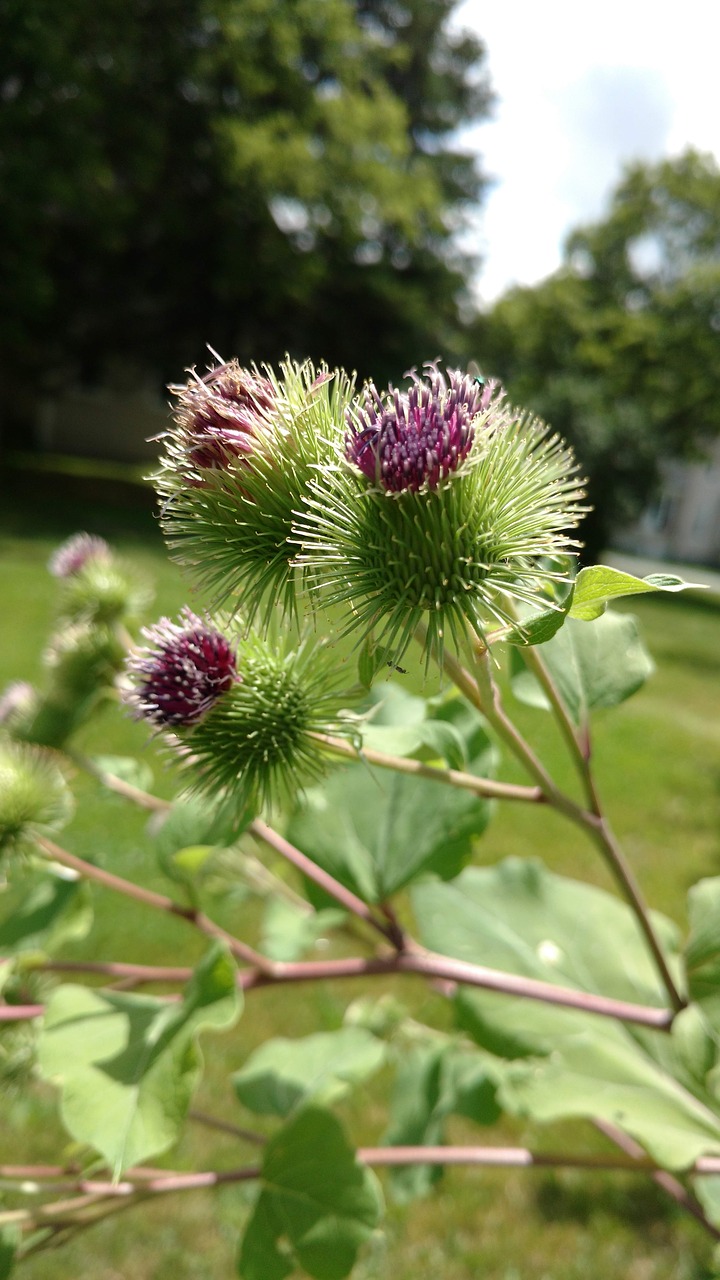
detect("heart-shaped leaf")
[238,1108,382,1280]
[38,943,240,1175]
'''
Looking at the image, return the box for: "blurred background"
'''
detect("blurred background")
[2,0,720,565]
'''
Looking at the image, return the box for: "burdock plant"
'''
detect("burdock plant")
[295,362,586,663]
[2,357,714,1280]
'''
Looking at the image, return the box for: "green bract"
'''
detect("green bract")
[0,741,74,858]
[295,399,586,662]
[157,357,356,626]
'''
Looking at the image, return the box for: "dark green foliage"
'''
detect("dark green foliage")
[1,0,492,410]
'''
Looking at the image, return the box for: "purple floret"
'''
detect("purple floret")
[346,364,497,493]
[124,608,238,728]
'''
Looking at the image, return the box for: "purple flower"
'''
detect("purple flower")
[171,358,277,474]
[124,608,238,728]
[345,364,497,493]
[49,533,110,579]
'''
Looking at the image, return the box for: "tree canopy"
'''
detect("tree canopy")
[473,150,720,560]
[0,0,492,412]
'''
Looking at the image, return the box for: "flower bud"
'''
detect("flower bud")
[43,622,126,699]
[48,532,110,579]
[57,558,153,626]
[156,356,355,626]
[124,612,356,811]
[0,742,74,858]
[169,359,278,476]
[296,362,586,664]
[0,682,39,737]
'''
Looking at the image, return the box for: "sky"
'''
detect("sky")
[452,0,720,304]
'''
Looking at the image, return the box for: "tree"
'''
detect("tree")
[0,0,492,430]
[472,150,720,561]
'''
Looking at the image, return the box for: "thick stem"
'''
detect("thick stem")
[3,948,673,1031]
[8,1146,720,1202]
[239,949,673,1030]
[35,837,269,971]
[511,643,685,1012]
[0,1004,44,1021]
[436,633,684,1014]
[33,960,193,984]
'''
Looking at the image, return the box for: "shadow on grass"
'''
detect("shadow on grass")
[535,1171,678,1229]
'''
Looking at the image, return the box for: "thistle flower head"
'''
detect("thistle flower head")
[169,357,278,475]
[0,741,74,858]
[156,356,355,625]
[48,532,110,579]
[124,608,238,728]
[295,364,586,665]
[124,609,357,811]
[346,364,495,492]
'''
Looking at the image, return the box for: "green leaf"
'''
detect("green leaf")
[685,877,720,1009]
[510,611,654,724]
[153,794,255,891]
[361,719,466,768]
[287,753,492,905]
[0,873,92,954]
[0,1227,18,1280]
[499,1033,720,1171]
[37,943,240,1176]
[694,1175,720,1232]
[260,898,346,962]
[361,685,494,771]
[382,1045,500,1202]
[383,1045,446,1201]
[410,862,720,1169]
[364,682,428,728]
[569,564,704,621]
[237,1108,383,1280]
[505,556,577,645]
[233,1028,386,1118]
[357,636,407,689]
[506,602,573,646]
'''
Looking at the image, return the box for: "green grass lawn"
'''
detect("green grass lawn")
[1,488,719,1279]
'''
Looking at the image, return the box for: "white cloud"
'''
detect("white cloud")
[452,0,720,302]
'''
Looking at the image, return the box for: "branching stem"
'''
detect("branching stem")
[310,732,543,804]
[34,836,269,970]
